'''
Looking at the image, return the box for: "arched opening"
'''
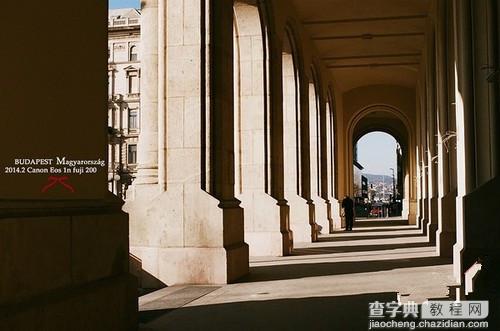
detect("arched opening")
[129,45,138,61]
[353,131,403,219]
[346,104,415,225]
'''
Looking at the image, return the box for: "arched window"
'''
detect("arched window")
[129,45,138,61]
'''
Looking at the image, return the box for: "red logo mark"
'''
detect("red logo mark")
[41,176,75,193]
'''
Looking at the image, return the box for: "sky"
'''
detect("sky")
[109,0,140,9]
[357,132,397,176]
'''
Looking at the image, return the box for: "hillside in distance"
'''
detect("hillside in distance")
[363,174,394,184]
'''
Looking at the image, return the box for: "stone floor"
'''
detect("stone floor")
[138,218,455,331]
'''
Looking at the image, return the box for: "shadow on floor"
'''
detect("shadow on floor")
[292,241,433,256]
[318,232,425,242]
[352,219,409,227]
[141,292,398,331]
[333,226,420,234]
[241,256,451,282]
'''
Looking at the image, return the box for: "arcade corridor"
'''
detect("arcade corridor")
[1,0,499,330]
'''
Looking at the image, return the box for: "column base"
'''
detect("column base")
[278,200,294,255]
[421,198,429,235]
[246,231,286,257]
[133,166,159,186]
[288,193,313,243]
[437,191,456,257]
[408,199,417,225]
[437,231,456,257]
[311,195,329,235]
[428,197,439,244]
[326,200,333,233]
[131,244,248,285]
[307,200,319,242]
[461,176,500,293]
[125,182,249,285]
[240,192,292,257]
[160,245,248,284]
[330,198,342,231]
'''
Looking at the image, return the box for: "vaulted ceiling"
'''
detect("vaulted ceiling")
[291,0,431,92]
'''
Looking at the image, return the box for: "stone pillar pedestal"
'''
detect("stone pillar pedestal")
[242,192,292,257]
[311,195,329,234]
[428,197,439,244]
[330,198,342,231]
[437,191,456,257]
[127,188,248,284]
[421,198,429,235]
[288,194,314,243]
[408,199,418,225]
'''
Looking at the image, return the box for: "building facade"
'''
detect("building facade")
[108,8,141,198]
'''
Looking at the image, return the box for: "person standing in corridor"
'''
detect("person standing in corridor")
[342,195,355,231]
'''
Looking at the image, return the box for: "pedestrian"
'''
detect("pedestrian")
[341,195,355,231]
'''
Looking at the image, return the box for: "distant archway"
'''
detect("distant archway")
[353,131,403,218]
[346,104,415,222]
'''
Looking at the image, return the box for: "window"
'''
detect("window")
[128,109,138,129]
[128,71,139,94]
[128,144,137,164]
[129,45,138,61]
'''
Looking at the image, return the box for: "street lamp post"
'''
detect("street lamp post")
[389,167,396,203]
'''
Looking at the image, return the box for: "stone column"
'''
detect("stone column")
[268,24,295,256]
[318,89,334,233]
[0,1,136,329]
[435,0,457,257]
[126,0,248,285]
[419,76,430,234]
[326,99,340,231]
[309,82,329,234]
[452,0,477,283]
[415,83,424,226]
[471,0,497,186]
[407,130,418,225]
[283,53,311,243]
[493,0,500,177]
[460,1,500,306]
[233,1,292,257]
[134,0,159,186]
[426,19,439,244]
[301,76,319,242]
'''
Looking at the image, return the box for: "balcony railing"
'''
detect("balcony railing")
[126,93,140,100]
[108,17,140,28]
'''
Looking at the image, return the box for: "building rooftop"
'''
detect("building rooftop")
[109,8,140,18]
[109,8,140,28]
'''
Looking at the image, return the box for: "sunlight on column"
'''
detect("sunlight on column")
[453,62,466,283]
